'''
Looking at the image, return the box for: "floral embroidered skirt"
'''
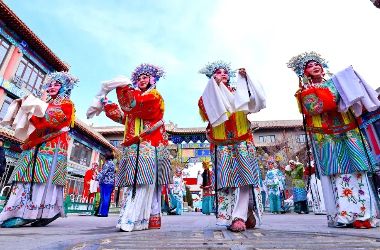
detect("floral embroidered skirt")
[0,141,65,226]
[321,171,378,227]
[267,185,281,212]
[171,193,183,215]
[117,185,155,232]
[216,186,264,226]
[0,182,65,225]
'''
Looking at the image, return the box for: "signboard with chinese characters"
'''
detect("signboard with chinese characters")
[0,77,27,98]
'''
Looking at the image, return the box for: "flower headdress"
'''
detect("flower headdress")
[202,160,212,169]
[175,167,182,174]
[198,60,236,79]
[42,71,79,104]
[266,157,278,169]
[130,63,165,87]
[287,51,329,78]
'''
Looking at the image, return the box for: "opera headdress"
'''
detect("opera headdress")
[198,60,236,79]
[42,71,80,100]
[130,63,165,87]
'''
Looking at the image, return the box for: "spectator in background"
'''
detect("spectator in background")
[96,153,116,217]
[196,170,203,186]
[81,163,99,204]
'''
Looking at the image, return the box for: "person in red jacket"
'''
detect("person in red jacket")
[0,72,79,228]
[101,63,171,232]
[81,163,99,204]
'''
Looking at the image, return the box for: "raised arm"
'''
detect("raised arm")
[102,97,126,125]
[116,86,164,120]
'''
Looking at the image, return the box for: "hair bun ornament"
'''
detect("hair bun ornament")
[198,60,236,79]
[130,63,165,87]
[286,51,329,77]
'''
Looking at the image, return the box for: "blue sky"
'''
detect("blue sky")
[4,0,380,128]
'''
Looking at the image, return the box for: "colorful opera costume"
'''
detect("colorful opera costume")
[287,51,380,228]
[263,158,286,214]
[200,160,214,215]
[285,160,308,214]
[0,72,79,228]
[198,61,266,232]
[87,63,171,232]
[169,168,186,215]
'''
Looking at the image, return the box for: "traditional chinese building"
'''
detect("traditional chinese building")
[0,1,69,161]
[0,3,120,199]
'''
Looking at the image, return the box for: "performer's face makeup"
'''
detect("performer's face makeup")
[269,163,274,169]
[176,172,181,177]
[305,61,323,79]
[214,68,229,84]
[48,81,62,98]
[137,74,150,90]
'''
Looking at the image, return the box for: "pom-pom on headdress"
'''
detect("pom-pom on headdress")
[130,63,165,87]
[198,60,236,79]
[42,71,79,104]
[286,51,329,77]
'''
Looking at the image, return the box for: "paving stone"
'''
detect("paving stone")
[1,212,380,249]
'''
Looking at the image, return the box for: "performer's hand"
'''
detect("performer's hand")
[16,98,23,106]
[213,75,222,85]
[238,68,247,79]
[41,90,49,102]
[101,96,110,106]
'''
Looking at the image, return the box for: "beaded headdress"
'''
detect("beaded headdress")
[198,60,236,79]
[286,51,329,77]
[130,63,165,86]
[266,157,278,169]
[42,71,79,104]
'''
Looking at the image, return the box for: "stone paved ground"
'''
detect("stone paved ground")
[1,212,380,250]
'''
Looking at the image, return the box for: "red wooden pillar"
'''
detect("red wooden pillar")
[3,47,21,81]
